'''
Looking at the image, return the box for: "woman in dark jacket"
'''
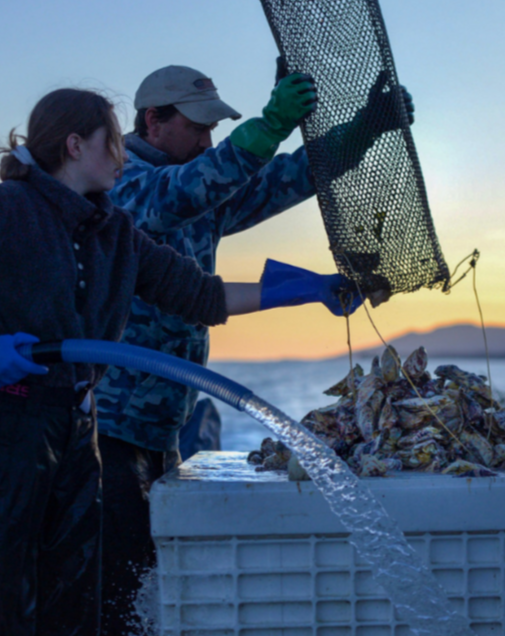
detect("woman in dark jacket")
[0,88,264,636]
[0,88,359,636]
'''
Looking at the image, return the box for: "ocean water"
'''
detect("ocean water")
[209,356,505,451]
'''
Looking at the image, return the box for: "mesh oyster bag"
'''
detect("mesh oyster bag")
[260,0,451,295]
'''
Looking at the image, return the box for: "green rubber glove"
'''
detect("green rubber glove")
[230,73,317,159]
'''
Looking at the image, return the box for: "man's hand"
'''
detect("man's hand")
[263,73,317,135]
[309,71,415,178]
[229,68,317,160]
[363,70,415,135]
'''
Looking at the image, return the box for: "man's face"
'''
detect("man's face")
[146,110,218,164]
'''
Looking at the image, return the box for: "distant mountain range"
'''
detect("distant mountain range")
[355,324,505,359]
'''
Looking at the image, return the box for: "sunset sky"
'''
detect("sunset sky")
[1,0,503,360]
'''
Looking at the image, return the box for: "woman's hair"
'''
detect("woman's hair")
[0,88,124,181]
[133,104,178,138]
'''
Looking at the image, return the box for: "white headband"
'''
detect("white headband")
[11,145,36,166]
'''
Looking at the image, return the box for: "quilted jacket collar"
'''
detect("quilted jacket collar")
[26,164,114,233]
[124,133,174,167]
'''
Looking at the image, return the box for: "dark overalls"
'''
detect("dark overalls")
[0,162,228,636]
[0,383,101,636]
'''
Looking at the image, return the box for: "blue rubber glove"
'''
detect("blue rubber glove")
[260,259,363,316]
[0,333,48,387]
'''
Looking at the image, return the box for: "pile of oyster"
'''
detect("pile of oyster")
[248,347,505,479]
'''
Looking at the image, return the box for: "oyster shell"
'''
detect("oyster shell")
[402,347,428,380]
[358,455,388,477]
[249,346,505,480]
[443,460,497,477]
[355,374,384,441]
[381,347,400,383]
[324,364,364,397]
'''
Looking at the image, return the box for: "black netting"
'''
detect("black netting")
[260,0,450,295]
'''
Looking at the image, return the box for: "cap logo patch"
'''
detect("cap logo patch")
[193,78,216,90]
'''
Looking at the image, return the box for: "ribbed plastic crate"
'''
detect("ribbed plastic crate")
[150,451,505,635]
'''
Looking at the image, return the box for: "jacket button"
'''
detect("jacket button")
[74,243,80,250]
[79,280,86,289]
[78,263,84,270]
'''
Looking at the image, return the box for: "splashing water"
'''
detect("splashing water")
[243,394,476,636]
[133,394,475,635]
[131,567,160,636]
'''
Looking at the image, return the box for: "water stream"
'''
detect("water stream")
[243,394,475,636]
[134,394,476,635]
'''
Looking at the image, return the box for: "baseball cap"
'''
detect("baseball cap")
[134,65,242,126]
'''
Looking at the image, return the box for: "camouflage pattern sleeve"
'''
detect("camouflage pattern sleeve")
[95,301,210,453]
[95,143,315,453]
[214,145,316,237]
[111,137,269,236]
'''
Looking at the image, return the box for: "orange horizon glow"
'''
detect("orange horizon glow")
[360,320,505,345]
[210,317,505,362]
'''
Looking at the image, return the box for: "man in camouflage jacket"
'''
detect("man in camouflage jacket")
[95,64,414,635]
[94,65,318,635]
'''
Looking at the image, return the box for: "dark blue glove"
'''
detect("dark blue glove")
[402,87,415,125]
[364,70,415,133]
[0,333,48,387]
[308,71,414,179]
[260,259,363,316]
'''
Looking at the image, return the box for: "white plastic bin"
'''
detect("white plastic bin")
[150,451,505,635]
